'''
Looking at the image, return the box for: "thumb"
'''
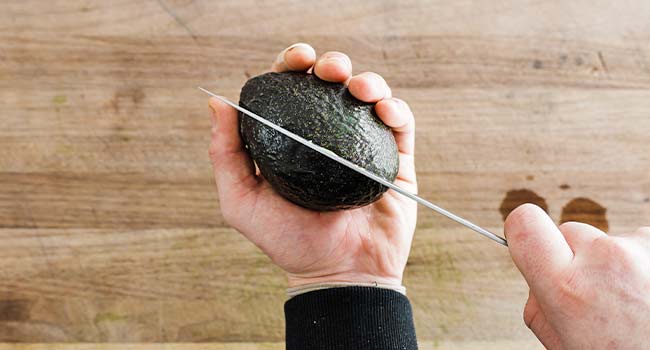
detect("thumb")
[505,204,573,297]
[208,97,258,205]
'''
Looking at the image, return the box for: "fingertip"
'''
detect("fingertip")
[284,43,316,71]
[208,97,221,116]
[348,72,390,102]
[208,97,238,121]
[207,96,243,156]
[375,98,411,130]
[375,97,415,133]
[375,98,415,155]
[313,51,352,82]
[208,97,225,114]
[504,203,557,247]
[271,43,316,72]
[504,203,546,240]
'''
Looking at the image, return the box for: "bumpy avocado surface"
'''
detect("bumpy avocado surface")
[239,72,399,211]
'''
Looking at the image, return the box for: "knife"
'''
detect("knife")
[199,87,507,247]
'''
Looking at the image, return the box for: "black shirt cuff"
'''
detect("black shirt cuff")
[285,286,418,350]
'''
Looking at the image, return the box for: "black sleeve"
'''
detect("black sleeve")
[284,286,418,350]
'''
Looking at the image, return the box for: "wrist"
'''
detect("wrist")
[286,272,405,297]
[286,272,403,288]
[287,281,407,297]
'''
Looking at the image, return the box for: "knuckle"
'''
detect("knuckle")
[592,236,623,256]
[523,305,538,329]
[522,297,535,325]
[399,152,415,165]
[210,126,219,139]
[208,141,220,161]
[590,237,638,273]
[555,268,593,312]
[558,268,582,297]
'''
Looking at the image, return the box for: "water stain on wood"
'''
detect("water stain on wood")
[559,54,568,63]
[0,300,32,321]
[559,184,571,190]
[499,189,549,221]
[560,197,609,232]
[112,125,131,142]
[108,87,146,112]
[94,312,127,324]
[52,95,67,105]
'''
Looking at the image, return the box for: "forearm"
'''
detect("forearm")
[285,286,418,350]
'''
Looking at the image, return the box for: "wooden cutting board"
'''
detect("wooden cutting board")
[0,0,649,348]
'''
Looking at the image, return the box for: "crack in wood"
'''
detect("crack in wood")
[155,0,198,43]
[597,51,609,73]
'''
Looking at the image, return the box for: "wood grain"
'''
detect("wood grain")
[0,0,649,347]
[2,0,650,39]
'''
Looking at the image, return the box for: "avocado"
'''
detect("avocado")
[238,72,399,211]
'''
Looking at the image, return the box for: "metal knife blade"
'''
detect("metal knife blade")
[199,87,507,247]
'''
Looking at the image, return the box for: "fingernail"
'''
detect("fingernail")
[323,56,350,67]
[208,104,217,128]
[392,98,406,111]
[278,43,311,69]
[287,43,309,52]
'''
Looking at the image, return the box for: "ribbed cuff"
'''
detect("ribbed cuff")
[284,286,418,350]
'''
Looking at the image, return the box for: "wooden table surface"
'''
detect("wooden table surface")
[1,0,649,348]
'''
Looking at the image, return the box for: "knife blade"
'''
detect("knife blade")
[199,87,507,247]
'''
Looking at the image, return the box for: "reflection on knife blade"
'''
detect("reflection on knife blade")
[199,87,507,247]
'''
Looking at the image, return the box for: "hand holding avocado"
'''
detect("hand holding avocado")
[208,43,417,289]
[208,43,650,349]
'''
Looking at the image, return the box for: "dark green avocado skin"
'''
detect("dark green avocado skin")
[238,72,399,211]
